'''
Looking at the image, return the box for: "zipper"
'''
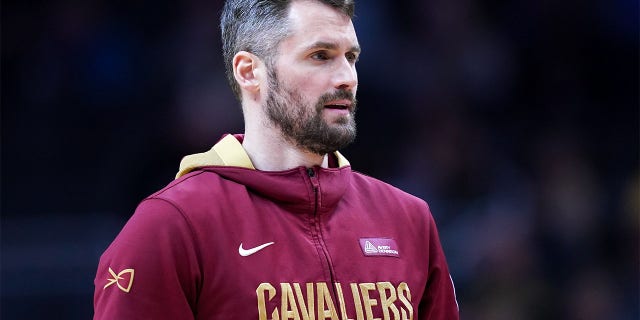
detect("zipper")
[306,167,340,304]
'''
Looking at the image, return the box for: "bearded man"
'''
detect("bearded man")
[94,1,459,319]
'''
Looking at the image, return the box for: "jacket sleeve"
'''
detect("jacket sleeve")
[94,198,201,319]
[418,213,460,319]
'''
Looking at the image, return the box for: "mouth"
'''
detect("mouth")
[323,99,352,111]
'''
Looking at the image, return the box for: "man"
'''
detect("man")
[94,0,459,319]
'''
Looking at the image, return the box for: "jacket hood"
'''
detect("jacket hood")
[175,134,352,214]
[176,134,350,178]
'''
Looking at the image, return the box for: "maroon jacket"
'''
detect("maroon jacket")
[94,134,459,319]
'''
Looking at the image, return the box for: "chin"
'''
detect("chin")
[324,114,352,125]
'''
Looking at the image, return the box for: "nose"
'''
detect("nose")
[333,58,358,91]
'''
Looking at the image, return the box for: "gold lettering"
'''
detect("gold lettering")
[281,283,301,320]
[257,283,279,320]
[316,282,340,320]
[334,283,351,320]
[258,281,411,320]
[377,282,400,320]
[359,283,381,320]
[397,282,413,320]
[294,283,316,320]
[350,283,365,320]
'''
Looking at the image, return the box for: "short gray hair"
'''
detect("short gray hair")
[220,0,355,101]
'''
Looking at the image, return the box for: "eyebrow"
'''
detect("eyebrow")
[304,41,361,54]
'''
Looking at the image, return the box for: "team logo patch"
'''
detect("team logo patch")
[104,267,135,293]
[359,238,400,257]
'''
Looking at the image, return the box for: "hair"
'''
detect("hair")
[220,0,355,101]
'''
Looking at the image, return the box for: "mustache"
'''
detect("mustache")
[317,89,357,109]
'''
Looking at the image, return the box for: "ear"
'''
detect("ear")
[233,51,263,95]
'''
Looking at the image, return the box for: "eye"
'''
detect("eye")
[346,52,359,63]
[310,51,330,61]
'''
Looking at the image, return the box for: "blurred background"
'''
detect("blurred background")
[2,0,638,318]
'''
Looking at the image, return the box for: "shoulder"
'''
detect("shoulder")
[149,170,222,200]
[350,170,428,206]
[98,172,224,266]
[109,170,232,234]
[144,169,240,210]
[348,170,432,223]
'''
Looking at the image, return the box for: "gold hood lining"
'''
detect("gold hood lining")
[176,135,350,178]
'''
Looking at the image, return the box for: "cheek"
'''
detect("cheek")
[280,67,331,101]
[294,78,326,99]
[299,71,325,88]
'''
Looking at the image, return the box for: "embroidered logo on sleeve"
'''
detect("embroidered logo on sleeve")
[359,238,400,257]
[104,267,135,293]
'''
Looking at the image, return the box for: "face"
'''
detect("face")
[263,0,360,155]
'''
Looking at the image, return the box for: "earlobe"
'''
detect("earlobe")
[233,51,261,93]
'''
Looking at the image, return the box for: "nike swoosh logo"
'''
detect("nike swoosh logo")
[238,242,275,257]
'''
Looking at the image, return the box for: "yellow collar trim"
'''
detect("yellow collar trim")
[176,135,254,178]
[334,150,350,168]
[176,134,350,179]
[213,134,256,169]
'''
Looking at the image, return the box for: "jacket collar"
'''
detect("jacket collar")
[176,134,350,178]
[175,134,352,215]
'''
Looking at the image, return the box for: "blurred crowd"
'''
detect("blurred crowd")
[2,0,638,319]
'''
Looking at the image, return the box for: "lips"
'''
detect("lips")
[325,104,349,110]
[324,99,352,110]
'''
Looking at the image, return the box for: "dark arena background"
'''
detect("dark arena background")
[2,0,638,318]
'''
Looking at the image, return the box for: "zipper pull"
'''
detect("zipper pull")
[307,167,315,177]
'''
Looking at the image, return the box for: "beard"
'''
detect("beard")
[264,69,357,155]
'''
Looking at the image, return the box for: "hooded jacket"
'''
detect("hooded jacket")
[94,134,459,319]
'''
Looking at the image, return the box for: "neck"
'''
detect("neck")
[242,126,329,171]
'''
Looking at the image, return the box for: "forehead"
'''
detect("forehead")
[283,0,359,50]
